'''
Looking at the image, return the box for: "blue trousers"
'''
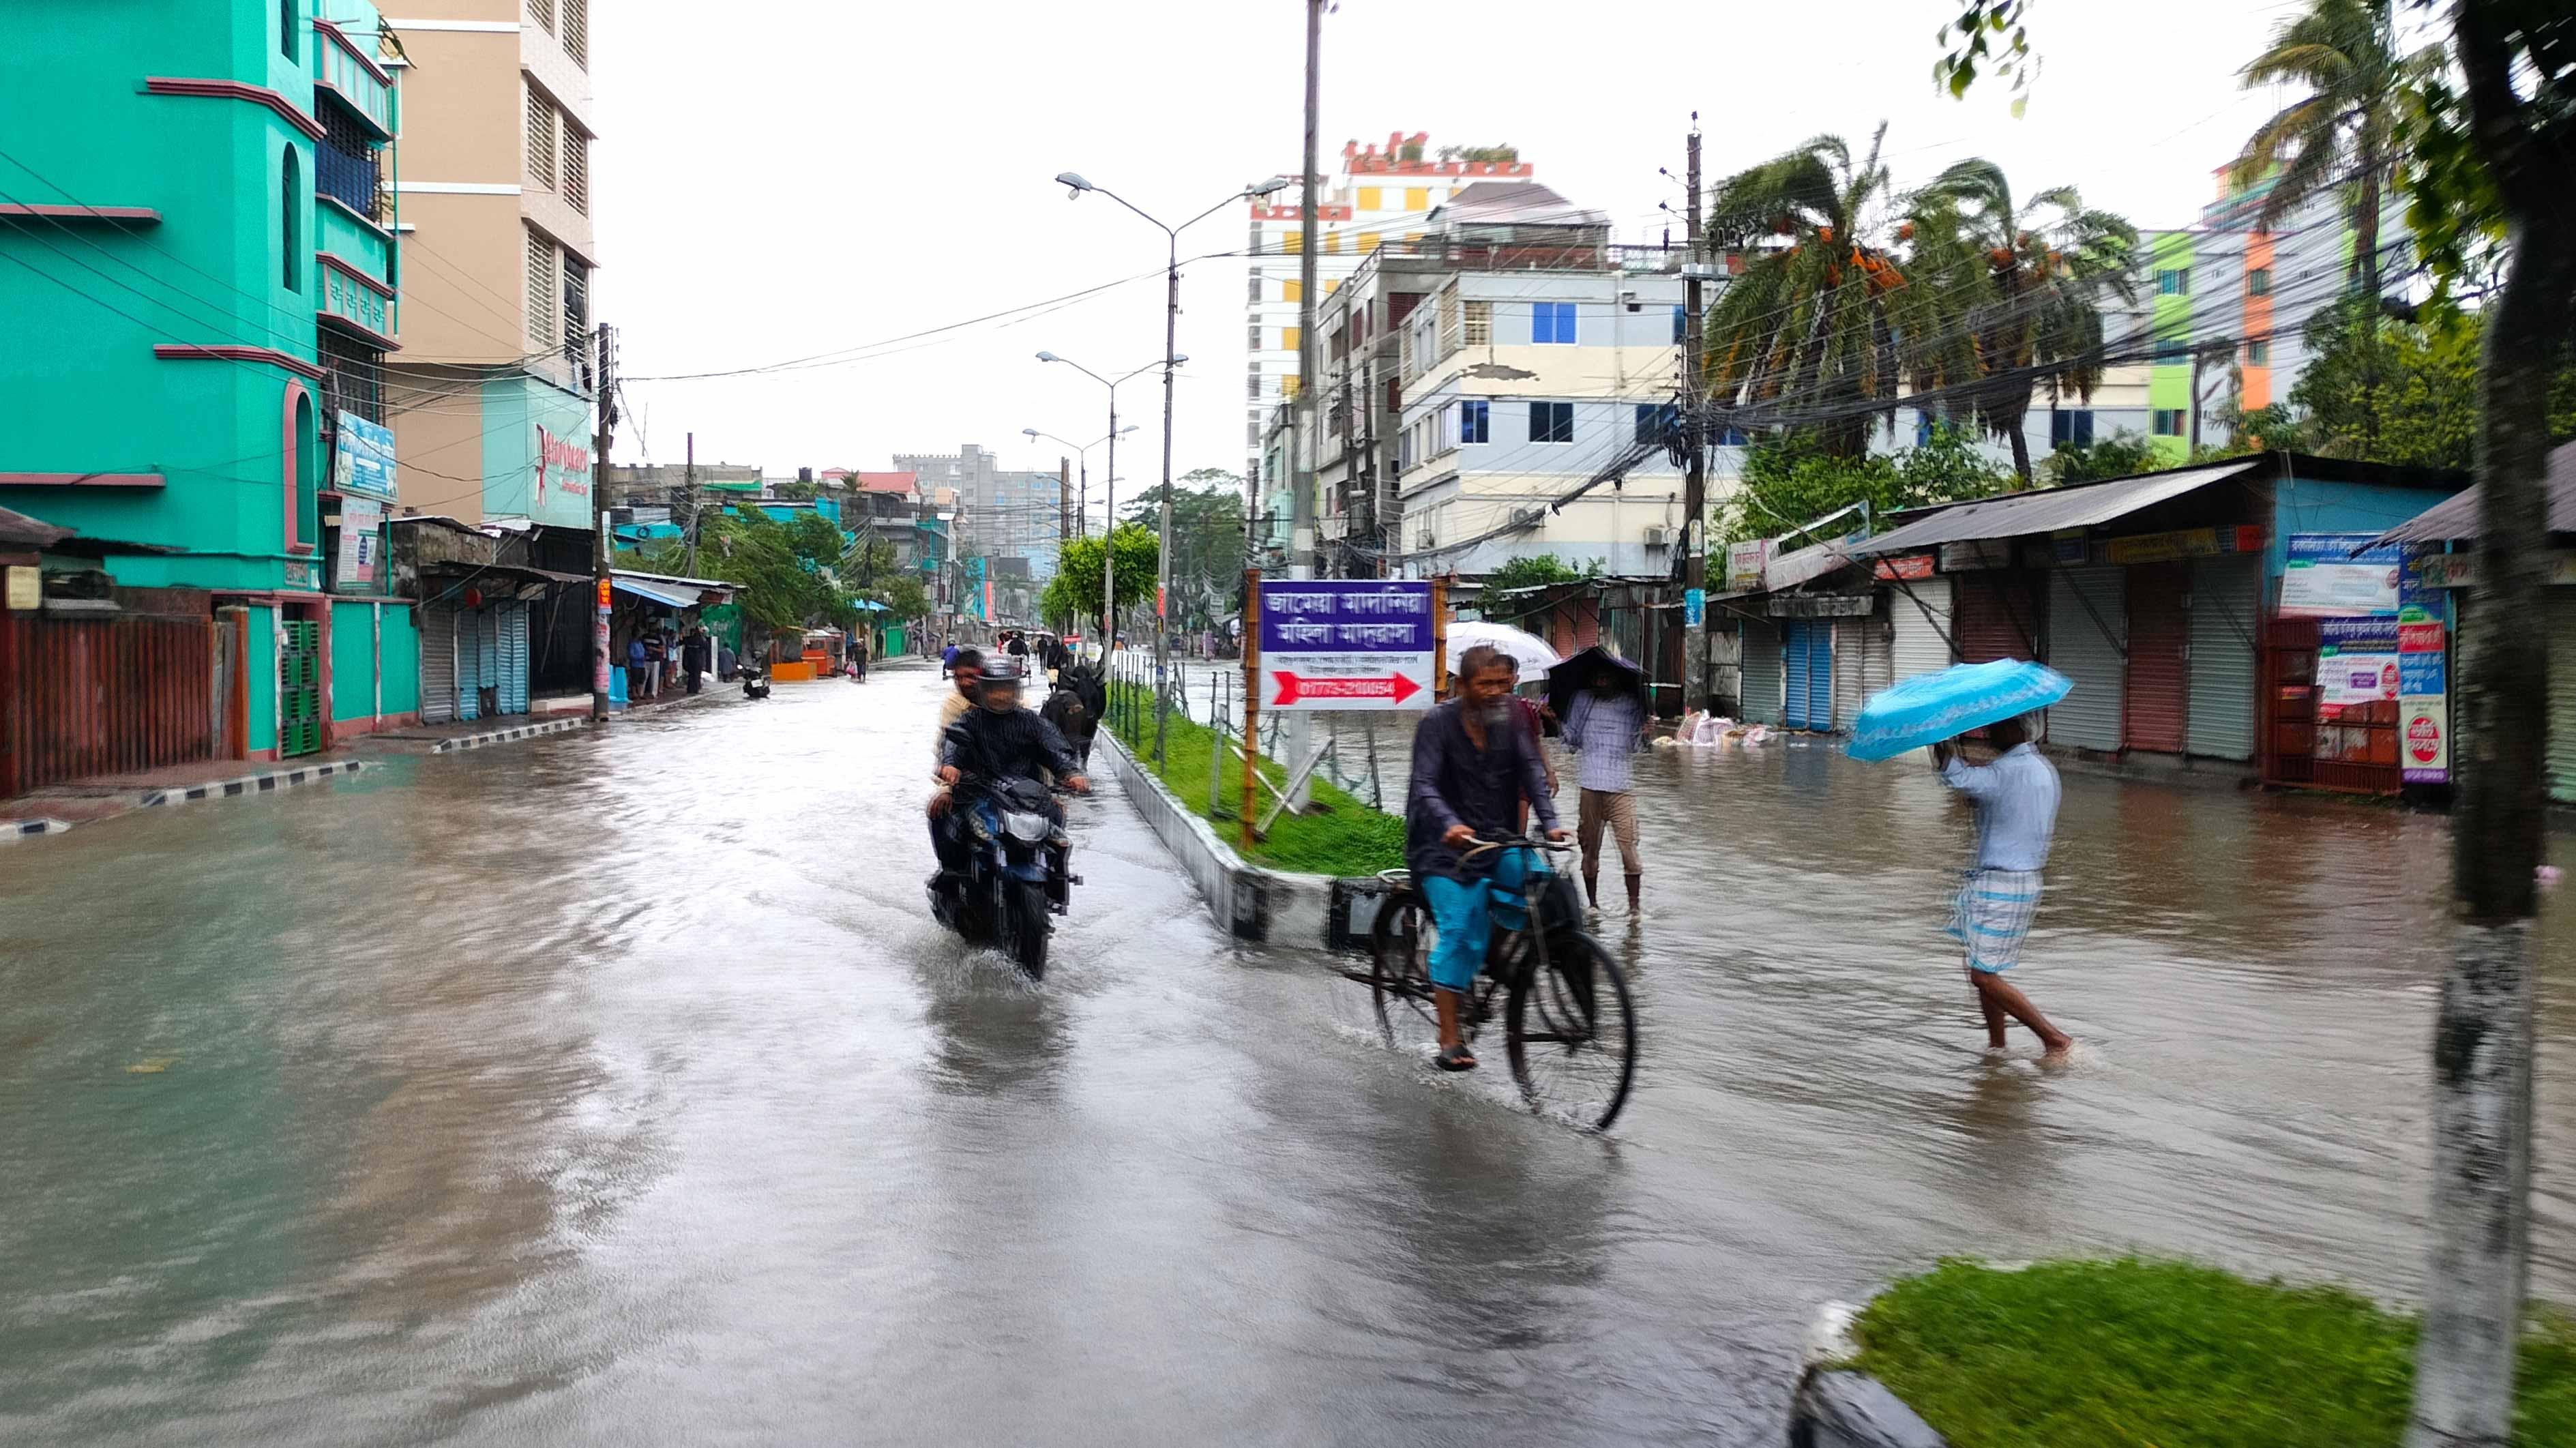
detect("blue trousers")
[1418,848,1541,993]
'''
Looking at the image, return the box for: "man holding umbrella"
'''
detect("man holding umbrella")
[1931,715,2073,1061]
[1554,648,1648,918]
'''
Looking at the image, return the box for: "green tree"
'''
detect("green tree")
[2282,296,2576,471]
[1478,553,1600,614]
[2038,429,2164,486]
[1121,470,1247,634]
[1721,424,2008,544]
[1915,160,2139,485]
[1043,524,1159,644]
[2229,0,2439,304]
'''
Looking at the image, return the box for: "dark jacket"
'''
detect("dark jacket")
[1404,699,1558,881]
[943,705,1081,786]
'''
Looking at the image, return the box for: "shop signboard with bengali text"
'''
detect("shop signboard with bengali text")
[1872,552,1935,581]
[333,411,397,502]
[2279,534,2405,617]
[332,497,383,591]
[2399,544,2451,782]
[1256,580,1434,711]
[2101,524,2263,567]
[2318,617,2401,710]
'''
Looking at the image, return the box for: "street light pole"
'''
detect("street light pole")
[1037,353,1160,660]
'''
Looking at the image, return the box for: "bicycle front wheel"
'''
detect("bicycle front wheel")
[1369,890,1443,1060]
[1505,930,1637,1132]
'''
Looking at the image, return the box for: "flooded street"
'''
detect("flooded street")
[6,664,2576,1446]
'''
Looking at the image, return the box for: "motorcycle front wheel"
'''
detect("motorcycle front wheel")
[1003,877,1051,979]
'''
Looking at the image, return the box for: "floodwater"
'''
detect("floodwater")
[5,664,2575,1446]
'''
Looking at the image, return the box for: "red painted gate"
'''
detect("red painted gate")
[1,610,216,798]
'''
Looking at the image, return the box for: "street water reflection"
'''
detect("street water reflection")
[2,668,2573,1445]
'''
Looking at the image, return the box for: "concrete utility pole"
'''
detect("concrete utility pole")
[1679,119,1709,716]
[682,430,698,576]
[1282,0,1324,805]
[1058,458,1071,542]
[588,322,617,722]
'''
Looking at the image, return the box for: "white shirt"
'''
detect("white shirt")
[1940,743,2060,872]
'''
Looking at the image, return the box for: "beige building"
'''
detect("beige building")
[384,0,599,529]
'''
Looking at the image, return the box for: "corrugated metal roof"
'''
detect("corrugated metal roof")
[1850,460,2265,557]
[2375,442,2576,544]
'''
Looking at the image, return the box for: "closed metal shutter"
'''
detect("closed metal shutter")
[419,604,457,724]
[1784,622,1812,728]
[2125,562,2190,752]
[2046,566,2127,750]
[454,608,482,722]
[1890,576,1954,681]
[2547,593,2576,803]
[1740,619,1783,724]
[1829,615,1891,730]
[2188,556,2260,760]
[1831,619,1863,731]
[499,604,531,715]
[1953,572,2039,662]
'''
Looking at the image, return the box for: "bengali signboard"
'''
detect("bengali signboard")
[1256,580,1434,711]
[2318,617,2401,709]
[332,497,383,591]
[2279,534,2405,617]
[2399,546,2450,782]
[333,411,397,502]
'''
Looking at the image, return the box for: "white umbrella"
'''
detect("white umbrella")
[1447,620,1560,677]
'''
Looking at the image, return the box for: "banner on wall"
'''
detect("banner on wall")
[2399,545,2451,782]
[333,413,397,502]
[2279,534,2405,617]
[2318,617,2400,709]
[333,497,383,591]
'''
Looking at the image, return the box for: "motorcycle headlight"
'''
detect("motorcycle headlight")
[1004,811,1052,842]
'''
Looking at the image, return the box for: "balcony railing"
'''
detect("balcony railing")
[313,22,394,138]
[315,138,381,221]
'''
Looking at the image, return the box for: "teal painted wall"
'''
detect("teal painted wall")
[246,605,277,750]
[329,600,376,721]
[379,604,419,715]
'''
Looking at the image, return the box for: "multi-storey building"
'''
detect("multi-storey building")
[892,443,1060,585]
[383,0,597,529]
[1,0,412,768]
[1245,132,1533,486]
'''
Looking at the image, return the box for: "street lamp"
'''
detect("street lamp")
[1036,351,1164,660]
[1058,171,1291,765]
[1024,423,1137,544]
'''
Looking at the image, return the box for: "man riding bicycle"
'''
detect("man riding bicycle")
[1404,643,1566,1072]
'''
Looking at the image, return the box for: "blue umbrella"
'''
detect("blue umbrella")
[1846,660,2072,763]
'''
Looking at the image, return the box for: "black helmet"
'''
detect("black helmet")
[978,657,1026,685]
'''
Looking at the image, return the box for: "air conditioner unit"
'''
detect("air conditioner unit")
[1642,524,1674,547]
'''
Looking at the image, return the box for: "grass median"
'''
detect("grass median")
[1848,1258,2576,1448]
[1104,683,1404,877]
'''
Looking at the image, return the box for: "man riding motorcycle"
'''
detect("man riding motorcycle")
[928,657,1089,878]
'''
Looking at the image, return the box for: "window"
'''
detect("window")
[1463,299,1490,346]
[1356,187,1381,211]
[2247,267,2271,297]
[319,329,385,423]
[1404,186,1428,213]
[1247,324,1262,349]
[1458,399,1489,444]
[527,89,557,190]
[1324,231,1341,254]
[280,0,299,59]
[1282,229,1302,254]
[2153,336,2190,366]
[1323,278,1339,294]
[1530,401,1573,443]
[2247,340,2272,366]
[563,254,589,357]
[316,105,379,216]
[1282,327,1301,353]
[1635,402,1678,444]
[562,128,588,214]
[280,146,300,291]
[1532,301,1576,344]
[1672,305,1687,344]
[2155,267,2190,297]
[1283,375,1301,400]
[562,0,587,67]
[2151,409,2185,437]
[1282,278,1301,304]
[527,229,557,349]
[1356,231,1380,254]
[2050,409,2094,447]
[1914,413,1935,446]
[529,0,554,33]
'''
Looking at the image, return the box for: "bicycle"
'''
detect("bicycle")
[1365,835,1638,1132]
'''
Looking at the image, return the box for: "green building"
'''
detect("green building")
[1,0,411,766]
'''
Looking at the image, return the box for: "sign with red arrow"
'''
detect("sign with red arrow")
[1269,670,1422,707]
[1257,580,1436,712]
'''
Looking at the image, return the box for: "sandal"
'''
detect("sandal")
[1435,1044,1478,1073]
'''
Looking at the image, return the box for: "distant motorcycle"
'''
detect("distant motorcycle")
[1041,664,1107,769]
[740,658,770,700]
[928,773,1078,979]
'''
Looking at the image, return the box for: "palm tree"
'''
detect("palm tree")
[1702,125,1919,458]
[2230,0,2439,301]
[1914,161,2139,484]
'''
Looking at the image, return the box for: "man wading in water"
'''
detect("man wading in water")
[1931,713,2074,1062]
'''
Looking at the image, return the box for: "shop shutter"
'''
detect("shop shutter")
[1831,615,1891,730]
[1783,622,1812,728]
[419,604,457,724]
[1807,622,1835,728]
[1953,572,2038,662]
[2046,567,2127,750]
[499,604,530,715]
[1740,619,1783,724]
[2547,594,2576,803]
[454,608,482,722]
[2125,561,2190,752]
[1890,576,1954,680]
[1831,619,1862,730]
[2188,556,2260,760]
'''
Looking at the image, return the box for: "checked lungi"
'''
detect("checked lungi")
[1945,868,2043,973]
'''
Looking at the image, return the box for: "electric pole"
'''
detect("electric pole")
[589,322,617,722]
[1679,119,1710,716]
[1282,0,1324,807]
[682,429,698,576]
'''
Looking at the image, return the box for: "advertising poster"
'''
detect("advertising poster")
[2403,696,2450,782]
[1257,581,1434,710]
[2280,533,2405,617]
[2399,543,2450,782]
[333,497,383,591]
[333,412,398,502]
[2318,617,2400,710]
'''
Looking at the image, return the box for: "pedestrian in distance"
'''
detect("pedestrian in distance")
[942,641,959,679]
[625,632,649,702]
[850,632,870,683]
[1405,644,1567,1073]
[1930,714,2075,1062]
[682,627,709,696]
[1561,663,1647,919]
[641,627,667,699]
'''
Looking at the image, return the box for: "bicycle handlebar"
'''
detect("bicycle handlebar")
[1459,833,1575,861]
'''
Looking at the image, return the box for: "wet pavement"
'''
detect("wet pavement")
[5,666,2575,1445]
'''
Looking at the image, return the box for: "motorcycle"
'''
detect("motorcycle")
[740,658,769,699]
[927,774,1078,978]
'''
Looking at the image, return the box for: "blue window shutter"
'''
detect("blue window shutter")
[1672,305,1685,344]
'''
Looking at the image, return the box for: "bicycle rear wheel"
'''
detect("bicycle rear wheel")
[1368,890,1443,1059]
[1504,930,1637,1132]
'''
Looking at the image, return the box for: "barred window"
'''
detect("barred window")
[525,89,557,191]
[529,0,554,34]
[1462,299,1490,347]
[562,254,589,357]
[562,0,587,66]
[1437,288,1461,356]
[561,128,588,214]
[527,230,557,349]
[319,329,385,424]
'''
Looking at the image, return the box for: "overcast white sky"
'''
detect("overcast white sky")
[593,1,2305,507]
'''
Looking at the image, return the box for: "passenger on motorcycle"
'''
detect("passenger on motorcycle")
[929,657,1089,877]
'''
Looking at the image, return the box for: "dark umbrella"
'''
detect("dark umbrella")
[1545,645,1645,722]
